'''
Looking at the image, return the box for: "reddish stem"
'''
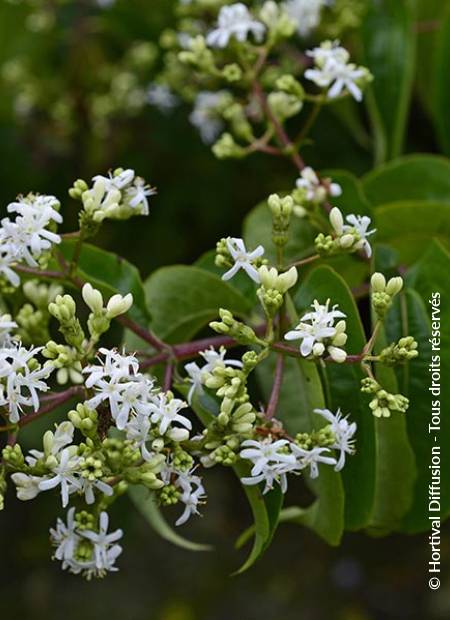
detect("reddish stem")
[0,386,84,433]
[265,354,284,419]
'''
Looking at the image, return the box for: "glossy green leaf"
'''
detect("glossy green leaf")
[374,201,450,264]
[322,169,372,216]
[361,0,417,162]
[60,240,150,327]
[362,155,450,206]
[255,291,345,545]
[293,265,376,531]
[144,265,253,343]
[243,200,316,264]
[367,324,416,533]
[129,485,212,552]
[176,383,283,573]
[416,0,447,119]
[367,250,417,533]
[401,241,450,530]
[432,5,450,155]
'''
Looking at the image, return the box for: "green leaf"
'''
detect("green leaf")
[144,265,253,343]
[255,292,345,545]
[176,383,283,573]
[432,5,450,155]
[293,265,376,531]
[401,241,450,530]
[416,0,446,120]
[322,169,372,216]
[374,201,450,264]
[361,0,417,162]
[243,200,316,264]
[362,155,450,206]
[367,324,416,533]
[367,250,417,533]
[129,485,212,552]
[60,240,150,327]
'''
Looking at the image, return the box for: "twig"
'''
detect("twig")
[163,361,174,392]
[0,386,84,432]
[265,354,284,419]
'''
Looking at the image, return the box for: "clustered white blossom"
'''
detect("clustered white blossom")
[283,0,331,37]
[305,40,371,102]
[162,462,207,526]
[87,168,156,219]
[0,339,52,423]
[285,299,348,362]
[296,166,342,203]
[189,91,229,144]
[240,407,357,493]
[184,346,243,404]
[0,194,62,287]
[206,3,266,49]
[146,83,179,113]
[50,509,123,579]
[329,206,376,258]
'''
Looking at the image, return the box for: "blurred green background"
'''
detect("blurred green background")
[0,1,449,618]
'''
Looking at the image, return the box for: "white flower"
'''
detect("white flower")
[314,408,357,471]
[2,196,62,266]
[343,214,376,258]
[149,392,192,436]
[0,245,20,287]
[185,346,243,404]
[38,447,81,507]
[78,477,114,506]
[189,91,227,144]
[81,511,123,576]
[11,472,42,500]
[206,3,265,49]
[88,169,155,220]
[305,40,369,102]
[125,412,153,461]
[284,0,330,37]
[173,468,207,526]
[0,341,52,422]
[290,444,337,478]
[50,509,123,578]
[284,299,346,359]
[296,166,342,202]
[222,237,265,283]
[146,83,179,113]
[50,507,83,570]
[0,314,17,345]
[240,438,297,494]
[124,178,156,216]
[84,348,139,387]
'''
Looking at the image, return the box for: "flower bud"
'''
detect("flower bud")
[329,207,344,235]
[371,272,386,293]
[386,276,403,296]
[82,283,104,314]
[106,293,133,318]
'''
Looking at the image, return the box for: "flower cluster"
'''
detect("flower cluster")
[315,206,376,258]
[0,194,62,288]
[240,407,357,494]
[50,509,123,579]
[305,40,372,102]
[69,167,156,229]
[0,339,52,423]
[285,299,348,362]
[206,3,266,49]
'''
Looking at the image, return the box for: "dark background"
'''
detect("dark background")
[0,1,448,618]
